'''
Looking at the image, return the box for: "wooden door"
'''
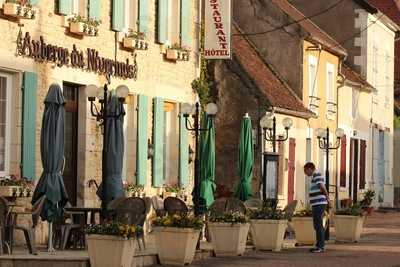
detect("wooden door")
[287,138,296,203]
[63,83,79,206]
[350,139,359,202]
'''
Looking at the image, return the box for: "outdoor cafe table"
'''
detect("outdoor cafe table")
[64,207,102,225]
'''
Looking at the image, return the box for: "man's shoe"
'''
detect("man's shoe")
[309,247,325,253]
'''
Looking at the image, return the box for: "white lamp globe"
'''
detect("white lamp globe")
[116,85,129,98]
[335,128,345,138]
[181,103,193,115]
[205,103,218,115]
[86,84,99,98]
[316,128,325,138]
[282,117,293,129]
[260,114,273,129]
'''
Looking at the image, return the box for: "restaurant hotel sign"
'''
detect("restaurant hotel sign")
[16,32,138,80]
[204,0,232,59]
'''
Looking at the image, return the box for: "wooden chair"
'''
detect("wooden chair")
[164,197,189,215]
[114,197,147,249]
[244,198,263,212]
[9,195,46,255]
[59,204,86,250]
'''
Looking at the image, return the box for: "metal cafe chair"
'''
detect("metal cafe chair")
[0,196,12,255]
[164,197,189,215]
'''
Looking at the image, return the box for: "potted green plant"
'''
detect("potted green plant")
[3,0,35,19]
[249,206,287,251]
[335,191,375,243]
[0,175,32,197]
[85,223,140,267]
[153,214,203,266]
[208,211,250,256]
[125,183,144,197]
[164,184,182,198]
[291,207,328,245]
[123,30,148,50]
[166,43,190,61]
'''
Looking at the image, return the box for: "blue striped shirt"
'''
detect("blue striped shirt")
[309,172,328,207]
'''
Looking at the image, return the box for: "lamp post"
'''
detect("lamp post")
[181,102,218,216]
[316,127,344,240]
[85,83,129,220]
[260,113,293,204]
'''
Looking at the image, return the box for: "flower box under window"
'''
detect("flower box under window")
[165,46,190,61]
[68,16,100,36]
[123,37,148,50]
[3,2,35,19]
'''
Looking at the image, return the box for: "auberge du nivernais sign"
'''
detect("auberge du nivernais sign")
[16,32,138,80]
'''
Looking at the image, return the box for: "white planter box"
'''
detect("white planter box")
[0,186,23,197]
[123,37,148,50]
[334,215,364,242]
[86,235,136,267]
[208,222,250,256]
[69,22,85,35]
[154,227,200,266]
[166,49,179,60]
[291,217,316,245]
[3,3,34,19]
[164,192,177,198]
[250,219,287,251]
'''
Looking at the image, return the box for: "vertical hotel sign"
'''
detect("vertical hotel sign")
[204,0,232,59]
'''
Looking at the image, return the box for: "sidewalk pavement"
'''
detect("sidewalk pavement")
[188,211,400,267]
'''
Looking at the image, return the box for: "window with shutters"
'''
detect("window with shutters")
[163,101,179,186]
[72,0,88,17]
[0,73,11,176]
[308,55,319,115]
[326,62,336,119]
[372,43,378,96]
[384,51,391,108]
[123,0,139,32]
[168,0,181,46]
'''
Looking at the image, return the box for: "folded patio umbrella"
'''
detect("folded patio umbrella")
[96,95,125,205]
[32,84,68,223]
[234,114,254,201]
[199,113,216,209]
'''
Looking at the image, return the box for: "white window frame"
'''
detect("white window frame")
[384,50,391,108]
[167,0,181,46]
[308,55,319,115]
[352,88,360,120]
[372,43,378,95]
[71,0,88,17]
[123,0,139,33]
[0,73,12,177]
[326,62,335,120]
[163,102,179,186]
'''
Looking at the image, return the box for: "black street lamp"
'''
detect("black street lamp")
[85,82,129,220]
[316,126,344,240]
[181,102,218,216]
[260,113,293,204]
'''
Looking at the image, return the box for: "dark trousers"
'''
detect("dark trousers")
[312,204,327,249]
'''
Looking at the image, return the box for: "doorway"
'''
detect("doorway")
[63,83,79,205]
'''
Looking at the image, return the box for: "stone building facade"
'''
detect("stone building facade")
[0,0,200,244]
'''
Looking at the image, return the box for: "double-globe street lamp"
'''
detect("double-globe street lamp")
[316,127,344,240]
[85,82,129,219]
[260,113,293,205]
[181,102,218,216]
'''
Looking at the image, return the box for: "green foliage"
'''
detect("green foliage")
[250,206,286,220]
[124,183,144,194]
[394,116,400,129]
[153,214,204,230]
[359,190,375,209]
[293,207,313,217]
[85,223,141,239]
[164,183,183,194]
[209,211,249,224]
[336,203,364,217]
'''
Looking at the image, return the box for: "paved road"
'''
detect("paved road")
[191,211,400,267]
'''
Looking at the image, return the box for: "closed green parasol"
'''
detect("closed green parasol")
[199,113,216,209]
[234,114,254,201]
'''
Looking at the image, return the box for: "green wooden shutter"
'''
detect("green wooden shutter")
[29,0,39,6]
[59,0,72,15]
[180,0,192,47]
[136,95,148,186]
[22,72,38,180]
[153,98,164,187]
[139,0,149,35]
[89,0,101,20]
[157,0,168,44]
[112,0,124,32]
[179,104,189,187]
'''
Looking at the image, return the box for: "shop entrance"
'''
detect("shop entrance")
[63,83,79,205]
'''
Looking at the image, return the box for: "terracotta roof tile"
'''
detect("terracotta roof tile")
[232,25,313,118]
[341,64,374,91]
[271,0,347,57]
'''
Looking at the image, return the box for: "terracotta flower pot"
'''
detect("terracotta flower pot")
[86,235,136,267]
[250,219,287,251]
[208,222,250,256]
[154,227,200,266]
[334,215,364,242]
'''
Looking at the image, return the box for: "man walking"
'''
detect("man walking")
[303,162,329,253]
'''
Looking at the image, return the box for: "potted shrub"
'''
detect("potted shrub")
[208,212,250,256]
[153,214,203,266]
[123,30,148,50]
[125,183,144,197]
[163,184,182,198]
[69,15,100,36]
[249,206,287,251]
[335,191,375,242]
[291,207,328,245]
[85,223,140,267]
